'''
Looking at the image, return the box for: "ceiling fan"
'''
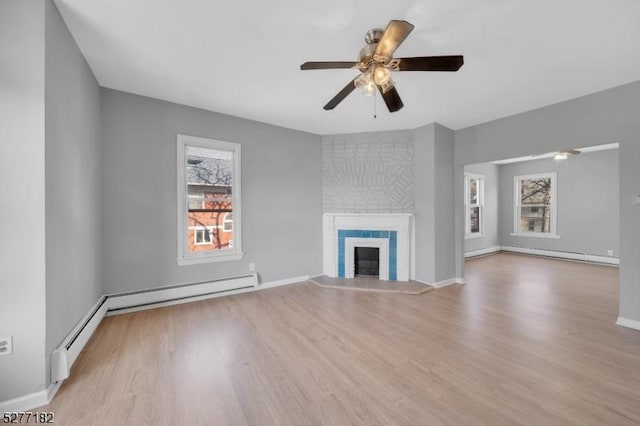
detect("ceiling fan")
[300,20,464,113]
[554,149,581,161]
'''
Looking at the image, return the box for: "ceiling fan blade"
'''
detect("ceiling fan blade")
[323,78,358,110]
[300,61,358,70]
[375,20,415,61]
[393,55,464,72]
[378,85,404,113]
[566,149,581,155]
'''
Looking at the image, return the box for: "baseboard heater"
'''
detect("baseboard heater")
[51,273,257,383]
[500,246,619,265]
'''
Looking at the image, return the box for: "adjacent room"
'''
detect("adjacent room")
[464,144,619,264]
[2,0,640,424]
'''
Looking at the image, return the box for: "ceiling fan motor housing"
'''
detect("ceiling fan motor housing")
[365,28,384,45]
[359,28,386,71]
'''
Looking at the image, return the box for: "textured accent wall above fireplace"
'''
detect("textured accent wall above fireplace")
[322,131,414,213]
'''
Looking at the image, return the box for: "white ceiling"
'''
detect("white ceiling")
[55,0,640,135]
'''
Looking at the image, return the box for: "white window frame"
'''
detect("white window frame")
[464,173,484,238]
[177,134,243,265]
[511,172,560,239]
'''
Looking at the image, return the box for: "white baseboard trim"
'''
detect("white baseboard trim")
[616,317,640,331]
[501,246,619,265]
[433,277,466,288]
[413,277,465,289]
[464,246,501,259]
[0,382,60,413]
[585,254,620,265]
[257,275,309,290]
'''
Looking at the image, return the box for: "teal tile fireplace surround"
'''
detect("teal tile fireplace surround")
[337,229,397,280]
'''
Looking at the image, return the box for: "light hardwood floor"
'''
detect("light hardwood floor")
[42,253,640,425]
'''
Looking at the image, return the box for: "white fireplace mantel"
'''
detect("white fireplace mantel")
[322,213,415,281]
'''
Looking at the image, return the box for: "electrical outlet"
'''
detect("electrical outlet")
[607,249,614,256]
[249,262,256,272]
[0,336,12,356]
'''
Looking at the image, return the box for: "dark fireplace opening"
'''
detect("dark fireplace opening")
[354,247,379,277]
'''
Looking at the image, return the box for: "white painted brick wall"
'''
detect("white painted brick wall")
[322,131,414,213]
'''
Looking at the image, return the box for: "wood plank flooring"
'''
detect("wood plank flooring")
[41,253,640,425]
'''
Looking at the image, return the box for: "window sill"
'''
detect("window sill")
[510,232,560,239]
[465,234,485,240]
[177,251,245,266]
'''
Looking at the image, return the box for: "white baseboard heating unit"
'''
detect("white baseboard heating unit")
[51,274,257,383]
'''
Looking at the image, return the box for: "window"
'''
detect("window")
[513,172,558,238]
[194,227,213,244]
[188,190,205,210]
[464,173,484,238]
[223,213,233,232]
[177,134,243,265]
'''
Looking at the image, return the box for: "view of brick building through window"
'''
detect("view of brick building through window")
[186,146,234,253]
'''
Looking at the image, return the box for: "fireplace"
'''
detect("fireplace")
[342,234,390,280]
[355,247,379,276]
[322,214,414,281]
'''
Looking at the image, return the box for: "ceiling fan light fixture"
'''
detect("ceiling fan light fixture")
[372,65,391,85]
[355,71,376,96]
[362,79,376,96]
[554,152,569,161]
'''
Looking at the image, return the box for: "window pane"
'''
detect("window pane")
[188,189,204,210]
[469,207,480,233]
[186,145,233,253]
[469,179,478,205]
[223,213,233,232]
[194,228,213,244]
[520,178,551,204]
[519,206,551,233]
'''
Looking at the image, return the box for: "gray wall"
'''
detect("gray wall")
[619,137,640,323]
[322,131,414,213]
[455,81,640,323]
[433,124,456,282]
[413,124,436,281]
[413,123,457,283]
[499,150,619,256]
[0,0,47,402]
[464,163,500,252]
[100,89,322,293]
[44,0,102,379]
